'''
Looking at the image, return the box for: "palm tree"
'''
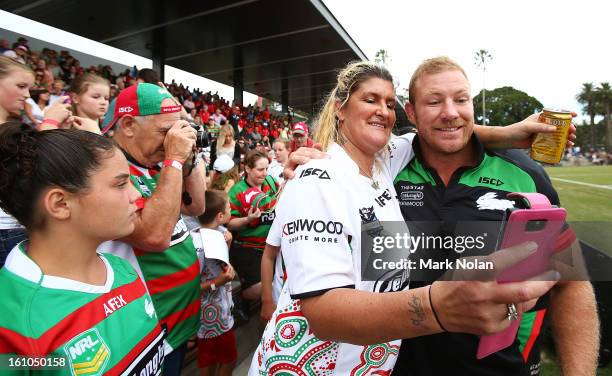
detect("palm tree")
[596,82,612,149]
[576,83,599,148]
[474,49,493,124]
[374,49,390,66]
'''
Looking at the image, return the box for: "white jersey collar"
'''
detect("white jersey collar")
[4,242,114,293]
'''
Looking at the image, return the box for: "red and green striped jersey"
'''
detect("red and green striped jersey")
[228,175,279,250]
[126,163,200,351]
[0,244,165,376]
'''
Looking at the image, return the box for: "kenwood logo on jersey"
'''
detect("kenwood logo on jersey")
[299,168,331,180]
[478,176,504,186]
[282,219,343,244]
[283,219,343,235]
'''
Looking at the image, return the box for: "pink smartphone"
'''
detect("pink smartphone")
[477,193,566,359]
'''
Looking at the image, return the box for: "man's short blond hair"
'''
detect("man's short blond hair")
[408,56,468,105]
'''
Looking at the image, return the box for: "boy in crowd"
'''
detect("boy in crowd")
[193,190,237,376]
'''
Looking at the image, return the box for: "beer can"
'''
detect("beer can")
[530,109,572,164]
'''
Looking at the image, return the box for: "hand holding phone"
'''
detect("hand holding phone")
[477,192,566,359]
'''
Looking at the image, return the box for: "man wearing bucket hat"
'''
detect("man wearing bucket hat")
[100,83,206,375]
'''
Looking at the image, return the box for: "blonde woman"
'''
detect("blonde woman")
[210,124,241,167]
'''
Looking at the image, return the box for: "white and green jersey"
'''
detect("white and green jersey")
[250,136,415,375]
[0,244,165,376]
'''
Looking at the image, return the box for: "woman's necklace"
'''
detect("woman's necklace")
[358,166,380,190]
[339,142,381,190]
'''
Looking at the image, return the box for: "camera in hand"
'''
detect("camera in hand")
[189,122,210,148]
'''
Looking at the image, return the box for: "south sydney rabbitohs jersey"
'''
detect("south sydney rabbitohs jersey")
[0,246,165,376]
[249,135,415,376]
[105,162,201,353]
[228,175,280,250]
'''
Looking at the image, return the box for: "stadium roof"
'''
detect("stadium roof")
[2,0,367,114]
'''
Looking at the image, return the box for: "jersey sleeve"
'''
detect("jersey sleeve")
[387,132,416,178]
[275,162,356,299]
[266,215,282,247]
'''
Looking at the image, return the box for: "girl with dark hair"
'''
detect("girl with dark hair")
[0,123,166,374]
[23,86,50,126]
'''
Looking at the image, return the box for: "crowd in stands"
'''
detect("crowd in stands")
[1,36,302,155]
[0,35,315,375]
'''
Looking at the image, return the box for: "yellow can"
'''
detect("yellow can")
[530,109,572,164]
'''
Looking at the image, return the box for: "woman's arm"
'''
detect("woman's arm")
[226,207,261,231]
[260,244,280,322]
[301,243,559,345]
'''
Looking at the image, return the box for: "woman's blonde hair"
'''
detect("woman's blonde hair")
[216,125,235,154]
[274,137,291,150]
[313,61,394,150]
[0,56,33,80]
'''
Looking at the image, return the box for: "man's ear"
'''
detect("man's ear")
[405,102,417,125]
[118,116,137,137]
[41,188,72,221]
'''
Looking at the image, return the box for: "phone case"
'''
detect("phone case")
[477,193,566,359]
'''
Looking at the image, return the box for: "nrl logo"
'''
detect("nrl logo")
[63,328,110,376]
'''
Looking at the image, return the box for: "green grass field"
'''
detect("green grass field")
[544,165,612,255]
[540,165,612,375]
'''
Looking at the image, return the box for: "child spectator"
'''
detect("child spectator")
[210,155,239,192]
[193,190,237,376]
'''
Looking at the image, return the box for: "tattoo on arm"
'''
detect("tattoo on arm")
[408,295,425,326]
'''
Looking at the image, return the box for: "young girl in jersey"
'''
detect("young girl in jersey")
[0,122,166,375]
[70,73,110,134]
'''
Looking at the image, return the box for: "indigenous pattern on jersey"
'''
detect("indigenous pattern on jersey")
[392,134,568,376]
[125,163,200,351]
[228,175,279,250]
[0,245,165,376]
[249,135,415,375]
[198,258,234,339]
